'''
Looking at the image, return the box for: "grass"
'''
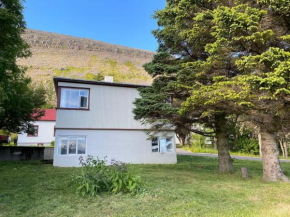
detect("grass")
[1,156,290,217]
[181,146,290,159]
[185,146,259,157]
[54,66,91,76]
[183,146,219,154]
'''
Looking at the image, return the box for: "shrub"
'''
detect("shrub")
[84,73,104,81]
[232,138,259,155]
[109,159,142,194]
[190,133,206,148]
[71,156,142,196]
[50,141,55,147]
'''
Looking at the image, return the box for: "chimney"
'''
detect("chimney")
[104,76,114,82]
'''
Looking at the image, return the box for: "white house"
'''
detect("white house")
[53,77,177,167]
[17,109,56,146]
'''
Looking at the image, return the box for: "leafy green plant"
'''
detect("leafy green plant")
[190,133,206,148]
[71,156,142,196]
[108,159,141,194]
[229,126,259,155]
[232,138,259,155]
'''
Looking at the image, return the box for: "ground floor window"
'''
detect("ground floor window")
[152,137,173,153]
[58,136,86,155]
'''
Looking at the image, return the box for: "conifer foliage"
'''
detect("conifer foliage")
[134,0,290,181]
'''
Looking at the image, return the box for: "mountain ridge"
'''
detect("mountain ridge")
[22,29,155,57]
[18,29,154,106]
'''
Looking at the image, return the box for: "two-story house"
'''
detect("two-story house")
[53,77,177,167]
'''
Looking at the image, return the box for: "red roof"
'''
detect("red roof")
[36,109,56,121]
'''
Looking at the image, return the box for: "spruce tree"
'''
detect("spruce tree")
[134,0,234,173]
[134,0,290,179]
[181,1,290,181]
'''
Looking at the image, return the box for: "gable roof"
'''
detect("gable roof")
[35,109,56,121]
[53,77,151,94]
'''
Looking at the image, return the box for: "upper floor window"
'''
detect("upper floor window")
[60,88,89,109]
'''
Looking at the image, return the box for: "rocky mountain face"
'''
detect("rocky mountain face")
[18,29,155,107]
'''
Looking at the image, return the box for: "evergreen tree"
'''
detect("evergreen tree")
[181,1,290,181]
[0,0,46,133]
[134,0,234,173]
[134,0,290,179]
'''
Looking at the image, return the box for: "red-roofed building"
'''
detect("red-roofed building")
[36,109,56,121]
[18,109,56,146]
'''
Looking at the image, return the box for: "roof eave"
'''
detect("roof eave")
[53,77,151,95]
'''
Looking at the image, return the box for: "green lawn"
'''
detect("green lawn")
[182,146,290,159]
[1,156,290,217]
[182,146,267,158]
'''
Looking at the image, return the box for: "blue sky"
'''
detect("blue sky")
[23,0,166,51]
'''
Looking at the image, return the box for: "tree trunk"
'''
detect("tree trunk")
[176,134,185,146]
[176,133,190,147]
[279,139,287,158]
[280,140,288,159]
[284,141,288,158]
[279,139,285,158]
[258,133,262,157]
[186,134,191,146]
[260,131,289,182]
[214,137,217,150]
[216,115,233,174]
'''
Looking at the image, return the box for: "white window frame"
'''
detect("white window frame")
[60,88,89,109]
[58,135,87,156]
[151,137,174,154]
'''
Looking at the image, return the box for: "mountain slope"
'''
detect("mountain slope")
[17,29,154,106]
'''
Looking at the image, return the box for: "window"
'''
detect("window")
[27,125,38,137]
[152,138,159,152]
[164,96,173,104]
[151,137,173,153]
[58,136,86,155]
[59,88,89,109]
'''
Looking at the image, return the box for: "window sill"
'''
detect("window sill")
[58,154,86,156]
[56,107,90,111]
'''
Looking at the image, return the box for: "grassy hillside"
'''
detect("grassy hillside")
[17,29,154,106]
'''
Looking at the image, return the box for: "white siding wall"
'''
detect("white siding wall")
[53,129,176,167]
[18,121,55,146]
[54,82,177,166]
[56,82,147,129]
